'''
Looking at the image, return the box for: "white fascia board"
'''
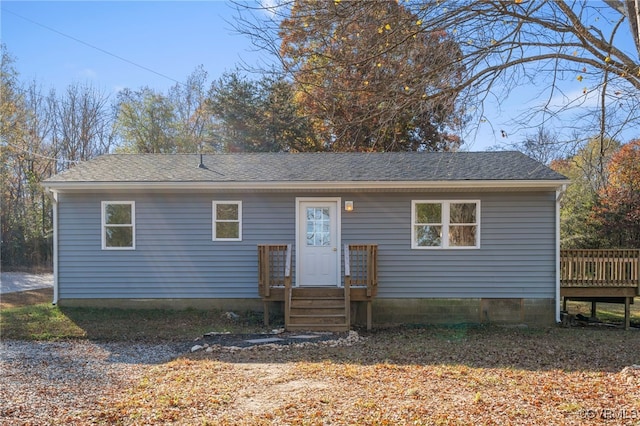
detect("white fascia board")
[43,180,568,191]
[43,180,568,192]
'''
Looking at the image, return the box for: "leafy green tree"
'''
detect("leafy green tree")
[114,69,318,154]
[259,76,320,152]
[208,72,264,152]
[115,87,177,153]
[551,137,621,248]
[2,44,121,269]
[168,66,217,153]
[1,45,53,268]
[1,45,28,268]
[0,45,26,149]
[208,71,319,152]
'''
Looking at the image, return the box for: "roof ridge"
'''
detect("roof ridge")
[102,151,509,156]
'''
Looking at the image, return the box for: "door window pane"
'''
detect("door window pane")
[306,207,330,246]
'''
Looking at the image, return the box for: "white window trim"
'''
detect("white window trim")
[411,200,480,249]
[101,201,136,250]
[212,201,242,241]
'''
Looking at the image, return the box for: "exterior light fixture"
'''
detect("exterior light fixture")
[344,201,354,212]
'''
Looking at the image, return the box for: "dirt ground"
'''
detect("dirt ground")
[2,288,639,425]
[3,326,640,425]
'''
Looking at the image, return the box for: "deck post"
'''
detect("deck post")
[344,244,351,330]
[344,273,351,330]
[284,244,292,329]
[263,301,270,326]
[366,300,372,331]
[624,297,631,330]
[590,301,597,319]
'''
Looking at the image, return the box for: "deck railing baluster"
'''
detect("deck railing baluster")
[560,249,640,288]
[561,249,639,330]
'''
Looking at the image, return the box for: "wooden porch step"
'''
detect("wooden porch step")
[290,299,344,308]
[290,308,345,316]
[291,287,344,298]
[289,314,346,325]
[286,287,349,331]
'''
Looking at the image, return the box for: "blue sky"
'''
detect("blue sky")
[2,1,263,93]
[2,1,637,152]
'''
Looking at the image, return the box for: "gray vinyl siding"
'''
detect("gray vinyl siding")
[58,192,295,299]
[57,190,557,299]
[342,192,556,299]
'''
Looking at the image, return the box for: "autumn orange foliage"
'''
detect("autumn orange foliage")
[279,0,464,152]
[593,140,640,247]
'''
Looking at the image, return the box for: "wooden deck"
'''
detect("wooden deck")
[258,244,378,331]
[560,249,639,329]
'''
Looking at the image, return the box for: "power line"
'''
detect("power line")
[2,7,182,86]
[2,142,81,165]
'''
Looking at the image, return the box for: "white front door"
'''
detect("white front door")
[296,198,340,286]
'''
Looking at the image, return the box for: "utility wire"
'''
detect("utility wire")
[2,142,81,165]
[2,7,182,86]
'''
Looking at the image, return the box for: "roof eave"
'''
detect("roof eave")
[43,179,568,192]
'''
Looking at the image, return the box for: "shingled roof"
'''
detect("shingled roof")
[43,152,567,190]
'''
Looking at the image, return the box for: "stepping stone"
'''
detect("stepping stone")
[290,334,321,340]
[244,337,284,344]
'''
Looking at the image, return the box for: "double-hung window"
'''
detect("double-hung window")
[212,201,242,241]
[412,200,480,249]
[102,201,135,250]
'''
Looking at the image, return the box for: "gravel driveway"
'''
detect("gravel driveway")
[1,272,53,294]
[0,340,186,424]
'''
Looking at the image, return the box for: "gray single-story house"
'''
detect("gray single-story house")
[43,152,568,329]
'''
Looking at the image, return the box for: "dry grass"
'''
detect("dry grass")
[565,298,640,325]
[85,326,640,425]
[0,287,53,309]
[1,289,270,341]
